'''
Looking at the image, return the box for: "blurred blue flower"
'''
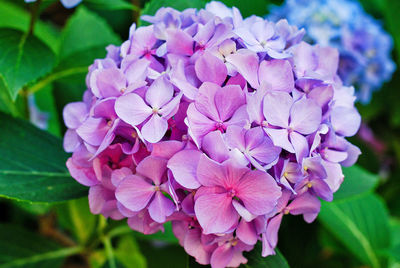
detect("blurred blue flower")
[268,0,396,103]
[25,0,81,9]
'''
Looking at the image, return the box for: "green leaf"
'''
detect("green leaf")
[0,1,60,52]
[220,0,270,18]
[0,28,56,100]
[56,197,97,244]
[0,223,81,268]
[114,236,146,268]
[0,112,87,203]
[83,0,138,11]
[385,0,400,65]
[319,193,390,268]
[59,6,121,60]
[140,0,206,25]
[333,165,379,200]
[244,243,290,268]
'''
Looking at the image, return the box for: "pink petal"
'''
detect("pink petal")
[115,175,155,211]
[195,82,220,121]
[215,85,245,121]
[289,98,321,135]
[287,192,320,215]
[202,131,230,163]
[141,114,168,143]
[111,167,132,187]
[263,91,292,128]
[115,93,152,126]
[166,28,193,56]
[237,220,258,245]
[145,76,174,109]
[186,104,218,147]
[167,150,202,189]
[90,68,126,98]
[184,228,211,265]
[266,213,283,248]
[123,58,150,85]
[258,60,294,92]
[236,170,281,215]
[63,102,87,129]
[195,193,238,234]
[151,140,185,159]
[196,154,227,187]
[225,49,259,88]
[148,191,175,223]
[136,156,167,185]
[76,117,108,146]
[195,51,227,85]
[232,199,257,222]
[210,243,234,268]
[63,129,81,152]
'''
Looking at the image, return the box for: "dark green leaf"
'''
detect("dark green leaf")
[59,6,121,60]
[83,0,138,11]
[0,1,60,52]
[333,165,379,200]
[244,243,290,268]
[0,223,69,268]
[0,112,87,203]
[220,0,270,18]
[319,193,390,268]
[0,28,55,100]
[385,0,400,65]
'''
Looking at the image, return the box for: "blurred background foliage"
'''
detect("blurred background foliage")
[0,0,399,267]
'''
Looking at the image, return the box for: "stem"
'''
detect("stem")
[102,236,117,268]
[107,225,132,239]
[25,66,88,95]
[28,0,42,36]
[0,246,83,268]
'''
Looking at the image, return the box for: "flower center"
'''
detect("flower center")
[227,188,236,197]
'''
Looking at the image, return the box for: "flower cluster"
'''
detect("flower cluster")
[268,0,396,103]
[63,2,361,267]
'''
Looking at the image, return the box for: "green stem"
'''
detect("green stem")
[26,66,88,95]
[0,246,83,268]
[28,0,42,36]
[102,236,117,268]
[107,225,132,239]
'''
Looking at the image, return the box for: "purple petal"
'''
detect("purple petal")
[194,82,220,121]
[141,114,168,143]
[215,85,245,121]
[186,103,218,147]
[115,93,152,126]
[264,128,294,153]
[148,191,175,223]
[210,243,234,268]
[195,193,238,234]
[115,175,155,211]
[331,106,361,137]
[202,131,230,163]
[289,98,321,135]
[167,150,202,189]
[184,228,211,265]
[287,192,320,216]
[145,76,174,109]
[136,156,167,185]
[290,131,309,163]
[166,28,193,56]
[196,154,227,187]
[63,129,81,152]
[225,49,259,88]
[258,60,294,92]
[237,220,258,245]
[90,68,126,98]
[195,51,227,85]
[63,102,87,129]
[76,117,108,146]
[266,213,283,248]
[263,92,292,128]
[236,170,281,215]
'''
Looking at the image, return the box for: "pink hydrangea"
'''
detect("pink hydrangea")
[63,2,361,267]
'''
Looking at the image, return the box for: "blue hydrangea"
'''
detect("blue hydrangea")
[268,0,396,103]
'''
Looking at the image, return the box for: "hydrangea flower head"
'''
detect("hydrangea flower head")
[63,2,362,267]
[268,0,396,103]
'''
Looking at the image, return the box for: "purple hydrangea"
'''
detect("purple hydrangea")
[268,0,396,103]
[63,2,362,267]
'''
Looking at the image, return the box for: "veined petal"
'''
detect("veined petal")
[115,175,154,212]
[115,93,152,126]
